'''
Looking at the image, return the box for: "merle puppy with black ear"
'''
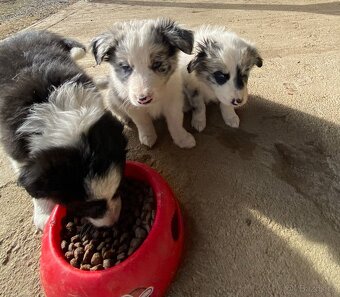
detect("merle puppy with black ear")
[91,18,196,149]
[0,30,127,230]
[180,26,263,130]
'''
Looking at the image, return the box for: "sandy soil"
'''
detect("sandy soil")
[0,1,339,296]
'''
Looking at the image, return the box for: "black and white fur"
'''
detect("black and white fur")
[91,18,196,148]
[0,31,127,230]
[180,26,263,130]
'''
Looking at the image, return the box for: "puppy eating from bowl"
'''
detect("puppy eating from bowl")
[91,18,196,149]
[0,31,127,231]
[180,26,263,131]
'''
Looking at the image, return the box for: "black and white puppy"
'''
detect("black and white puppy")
[181,26,263,130]
[0,31,127,230]
[91,18,196,149]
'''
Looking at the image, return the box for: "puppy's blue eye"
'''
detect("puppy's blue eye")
[120,64,132,74]
[213,71,230,85]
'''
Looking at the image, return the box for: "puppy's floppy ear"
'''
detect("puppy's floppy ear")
[187,51,206,73]
[156,18,194,54]
[87,111,127,164]
[241,45,263,68]
[187,60,196,73]
[18,148,84,201]
[18,161,49,199]
[90,33,116,65]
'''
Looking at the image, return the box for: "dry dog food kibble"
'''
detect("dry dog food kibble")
[60,179,155,270]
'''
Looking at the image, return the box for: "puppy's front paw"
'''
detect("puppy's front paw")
[224,115,240,128]
[174,132,196,149]
[139,133,157,148]
[33,213,50,231]
[191,115,206,132]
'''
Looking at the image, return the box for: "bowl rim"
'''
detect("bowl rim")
[46,161,176,276]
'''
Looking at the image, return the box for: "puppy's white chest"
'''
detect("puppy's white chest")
[145,101,163,119]
[204,95,219,104]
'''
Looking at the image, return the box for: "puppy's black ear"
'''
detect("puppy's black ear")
[18,161,49,199]
[187,51,206,73]
[187,60,195,73]
[18,148,84,201]
[86,111,127,174]
[157,19,194,54]
[242,46,263,68]
[90,33,116,65]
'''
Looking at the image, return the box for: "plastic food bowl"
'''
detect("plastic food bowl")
[40,161,184,297]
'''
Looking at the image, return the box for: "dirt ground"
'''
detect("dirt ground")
[0,0,77,39]
[0,0,340,296]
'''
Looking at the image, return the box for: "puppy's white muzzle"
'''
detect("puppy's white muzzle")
[221,86,248,107]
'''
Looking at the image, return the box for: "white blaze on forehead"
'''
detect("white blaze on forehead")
[117,35,154,69]
[88,166,122,200]
[114,19,170,69]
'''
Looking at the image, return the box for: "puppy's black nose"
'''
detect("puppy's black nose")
[139,96,148,102]
[137,95,153,105]
[232,98,243,106]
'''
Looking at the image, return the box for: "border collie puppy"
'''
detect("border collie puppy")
[0,31,127,230]
[180,26,263,131]
[91,18,196,149]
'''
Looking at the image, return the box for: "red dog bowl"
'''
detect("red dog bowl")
[40,161,184,297]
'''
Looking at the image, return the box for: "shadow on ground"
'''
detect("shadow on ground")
[127,95,340,296]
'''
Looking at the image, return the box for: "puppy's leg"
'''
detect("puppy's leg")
[220,104,240,128]
[188,91,206,132]
[126,108,157,148]
[33,198,56,231]
[164,96,196,149]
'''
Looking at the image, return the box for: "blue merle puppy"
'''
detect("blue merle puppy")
[180,26,263,130]
[91,18,196,149]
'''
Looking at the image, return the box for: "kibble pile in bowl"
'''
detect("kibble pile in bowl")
[60,179,155,271]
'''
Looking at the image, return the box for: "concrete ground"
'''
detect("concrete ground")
[0,0,340,296]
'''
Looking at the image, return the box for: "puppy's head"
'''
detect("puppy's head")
[91,18,193,107]
[18,111,127,227]
[187,27,262,107]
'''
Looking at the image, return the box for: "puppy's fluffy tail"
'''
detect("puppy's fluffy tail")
[70,47,86,60]
[61,38,86,60]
